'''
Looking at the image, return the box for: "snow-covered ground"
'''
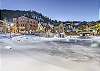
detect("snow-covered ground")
[0,34,100,71]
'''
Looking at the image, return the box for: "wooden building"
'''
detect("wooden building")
[13,16,38,34]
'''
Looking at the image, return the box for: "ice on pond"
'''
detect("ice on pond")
[0,34,100,48]
[5,46,12,49]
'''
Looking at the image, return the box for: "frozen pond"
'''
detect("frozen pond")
[0,35,100,48]
[0,34,100,71]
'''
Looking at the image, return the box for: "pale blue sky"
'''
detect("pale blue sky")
[0,0,100,21]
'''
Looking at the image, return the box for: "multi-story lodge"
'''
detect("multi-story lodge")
[54,23,65,37]
[36,22,46,33]
[0,20,4,33]
[13,16,38,34]
[64,22,78,35]
[0,20,7,33]
[77,23,97,36]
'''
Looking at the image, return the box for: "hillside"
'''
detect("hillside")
[0,9,60,25]
[0,9,100,26]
